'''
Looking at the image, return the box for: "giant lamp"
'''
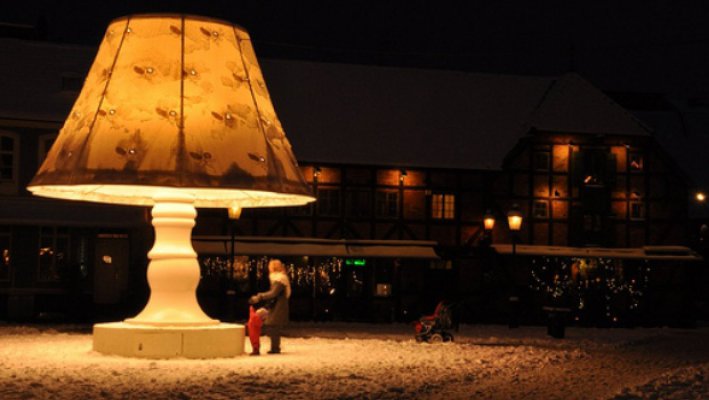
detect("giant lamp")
[28,15,315,358]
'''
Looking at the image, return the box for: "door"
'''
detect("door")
[93,236,130,305]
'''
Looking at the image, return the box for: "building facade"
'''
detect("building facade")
[0,39,702,325]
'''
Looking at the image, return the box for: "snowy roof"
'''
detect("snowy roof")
[260,59,550,170]
[0,38,685,172]
[527,73,651,136]
[193,236,439,258]
[492,244,701,261]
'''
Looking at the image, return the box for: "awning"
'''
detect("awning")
[491,244,702,261]
[193,236,439,259]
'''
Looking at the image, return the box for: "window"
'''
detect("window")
[38,134,57,164]
[629,153,644,172]
[431,193,455,219]
[345,189,372,218]
[630,202,645,220]
[375,190,399,218]
[534,151,550,171]
[0,233,10,281]
[533,200,549,219]
[0,132,17,181]
[37,227,70,282]
[317,188,340,217]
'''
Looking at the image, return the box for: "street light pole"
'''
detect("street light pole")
[506,204,523,329]
[227,205,242,321]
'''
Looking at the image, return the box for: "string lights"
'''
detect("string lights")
[529,256,651,324]
[200,256,344,294]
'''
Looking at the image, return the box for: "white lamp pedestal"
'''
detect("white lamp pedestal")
[93,193,244,358]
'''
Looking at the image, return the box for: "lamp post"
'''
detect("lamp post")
[506,204,523,329]
[226,205,242,321]
[483,209,495,246]
[507,204,523,256]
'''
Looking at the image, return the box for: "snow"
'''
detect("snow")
[0,323,707,399]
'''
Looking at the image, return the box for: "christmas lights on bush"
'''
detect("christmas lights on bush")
[529,256,651,323]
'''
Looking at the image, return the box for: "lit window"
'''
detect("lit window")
[534,152,550,171]
[376,190,399,218]
[629,153,644,172]
[317,188,340,217]
[38,134,57,164]
[37,227,70,282]
[431,193,455,220]
[630,202,645,220]
[533,200,549,219]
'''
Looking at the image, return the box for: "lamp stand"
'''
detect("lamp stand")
[93,192,245,358]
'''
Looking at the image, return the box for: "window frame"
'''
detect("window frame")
[629,152,644,173]
[532,200,549,219]
[37,227,71,283]
[629,201,645,221]
[431,193,456,220]
[0,130,19,195]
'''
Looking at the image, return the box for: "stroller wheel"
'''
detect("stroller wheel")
[429,333,443,344]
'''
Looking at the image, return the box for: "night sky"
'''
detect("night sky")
[4,1,709,92]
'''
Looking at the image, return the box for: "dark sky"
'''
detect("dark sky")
[4,1,709,92]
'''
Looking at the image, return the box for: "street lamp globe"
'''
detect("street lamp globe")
[507,204,523,232]
[483,210,496,231]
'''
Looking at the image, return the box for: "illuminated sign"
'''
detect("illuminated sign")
[345,258,366,266]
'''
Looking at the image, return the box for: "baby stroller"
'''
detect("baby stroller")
[414,301,455,343]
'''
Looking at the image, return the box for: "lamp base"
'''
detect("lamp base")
[93,322,245,358]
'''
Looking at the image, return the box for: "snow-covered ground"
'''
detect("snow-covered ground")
[0,323,707,399]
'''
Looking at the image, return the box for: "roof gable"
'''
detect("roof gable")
[528,73,651,136]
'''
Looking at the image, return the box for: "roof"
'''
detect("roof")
[0,38,690,173]
[492,244,701,261]
[261,59,550,170]
[193,236,439,258]
[527,73,652,136]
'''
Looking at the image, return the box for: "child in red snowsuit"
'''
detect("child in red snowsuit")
[247,306,269,355]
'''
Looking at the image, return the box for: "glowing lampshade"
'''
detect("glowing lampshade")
[507,204,523,232]
[28,14,315,358]
[483,210,495,231]
[29,14,313,208]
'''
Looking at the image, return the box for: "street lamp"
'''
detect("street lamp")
[483,210,496,231]
[506,204,523,329]
[227,205,242,320]
[507,204,523,255]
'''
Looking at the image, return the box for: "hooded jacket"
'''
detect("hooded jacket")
[254,271,291,326]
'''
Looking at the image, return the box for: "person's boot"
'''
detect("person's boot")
[250,348,260,356]
[267,349,280,354]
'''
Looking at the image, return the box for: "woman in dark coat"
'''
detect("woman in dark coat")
[247,259,291,355]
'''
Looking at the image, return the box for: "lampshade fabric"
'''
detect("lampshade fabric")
[29,14,314,208]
